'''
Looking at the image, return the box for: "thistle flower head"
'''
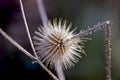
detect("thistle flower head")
[33,19,85,69]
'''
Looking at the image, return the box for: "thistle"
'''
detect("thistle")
[33,19,85,69]
[0,0,112,80]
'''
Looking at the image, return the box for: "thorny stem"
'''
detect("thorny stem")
[105,24,111,80]
[71,21,110,39]
[19,0,59,80]
[0,28,36,60]
[66,20,112,80]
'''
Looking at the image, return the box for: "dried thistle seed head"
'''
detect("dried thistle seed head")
[33,19,85,69]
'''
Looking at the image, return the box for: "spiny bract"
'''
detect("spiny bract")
[33,19,85,69]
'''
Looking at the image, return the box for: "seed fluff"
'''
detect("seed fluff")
[33,19,85,69]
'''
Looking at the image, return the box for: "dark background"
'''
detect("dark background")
[0,0,120,80]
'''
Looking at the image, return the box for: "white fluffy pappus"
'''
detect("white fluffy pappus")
[33,19,85,69]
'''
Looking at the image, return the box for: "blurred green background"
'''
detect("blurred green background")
[0,0,120,80]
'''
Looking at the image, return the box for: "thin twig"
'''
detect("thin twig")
[36,0,48,25]
[0,28,59,80]
[0,28,36,60]
[37,59,59,80]
[105,23,111,80]
[19,0,59,80]
[20,0,38,58]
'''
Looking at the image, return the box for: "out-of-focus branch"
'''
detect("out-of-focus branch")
[36,0,48,25]
[36,0,65,80]
[56,61,65,80]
